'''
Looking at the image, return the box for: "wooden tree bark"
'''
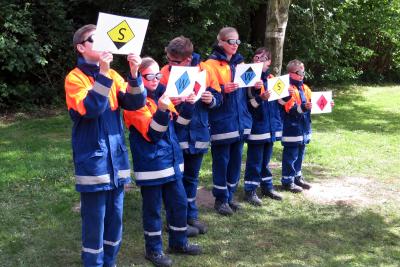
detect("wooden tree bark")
[265,0,291,76]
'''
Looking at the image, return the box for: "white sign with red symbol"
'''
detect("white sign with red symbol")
[165,66,206,98]
[267,74,290,101]
[311,91,332,114]
[93,12,149,55]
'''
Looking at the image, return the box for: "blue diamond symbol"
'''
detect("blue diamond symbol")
[175,71,191,94]
[240,67,256,85]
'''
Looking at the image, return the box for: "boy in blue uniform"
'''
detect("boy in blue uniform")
[65,24,146,267]
[244,47,283,206]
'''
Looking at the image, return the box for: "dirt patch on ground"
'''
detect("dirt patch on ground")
[303,176,400,207]
[196,186,215,208]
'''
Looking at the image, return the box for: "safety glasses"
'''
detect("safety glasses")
[143,73,163,81]
[291,70,305,76]
[225,39,241,45]
[81,35,94,44]
[253,55,270,62]
[166,55,184,65]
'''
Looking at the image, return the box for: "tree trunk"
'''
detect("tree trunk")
[265,0,291,76]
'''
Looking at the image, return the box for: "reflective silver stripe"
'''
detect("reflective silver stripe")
[187,197,196,202]
[244,181,260,185]
[278,99,287,105]
[150,120,168,132]
[244,129,251,135]
[261,176,273,181]
[93,82,111,97]
[195,141,209,149]
[296,171,302,176]
[275,131,282,137]
[297,105,303,114]
[176,116,191,125]
[135,167,175,180]
[179,163,184,172]
[282,136,304,142]
[127,84,145,95]
[118,169,131,179]
[282,176,293,180]
[180,142,189,149]
[250,98,259,108]
[76,174,110,185]
[144,231,162,236]
[104,239,121,246]
[213,184,227,190]
[168,225,187,231]
[248,133,271,140]
[211,131,239,141]
[82,246,103,254]
[227,182,238,187]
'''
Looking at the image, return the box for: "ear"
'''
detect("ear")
[76,43,85,54]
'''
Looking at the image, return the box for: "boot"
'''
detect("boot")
[295,176,312,189]
[187,224,199,237]
[282,182,303,193]
[214,200,233,216]
[145,251,172,267]
[244,190,262,206]
[168,243,202,255]
[261,188,283,201]
[228,200,242,212]
[188,218,208,234]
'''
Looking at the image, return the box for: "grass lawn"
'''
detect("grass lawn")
[1,85,399,266]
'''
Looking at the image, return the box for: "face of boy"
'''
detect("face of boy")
[77,30,101,62]
[219,32,239,56]
[141,63,160,91]
[253,52,271,72]
[289,65,305,81]
[166,53,191,67]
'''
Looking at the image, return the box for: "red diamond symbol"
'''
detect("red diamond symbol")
[193,81,201,96]
[317,95,328,110]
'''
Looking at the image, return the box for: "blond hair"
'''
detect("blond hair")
[139,57,158,73]
[217,27,238,41]
[287,59,304,72]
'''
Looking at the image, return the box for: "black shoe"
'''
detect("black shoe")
[187,224,199,237]
[244,190,262,206]
[282,183,303,193]
[228,201,242,212]
[188,218,208,234]
[145,251,172,267]
[295,176,312,189]
[261,188,283,201]
[214,200,234,216]
[168,243,202,255]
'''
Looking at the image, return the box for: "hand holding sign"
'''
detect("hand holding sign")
[99,51,113,75]
[127,53,141,78]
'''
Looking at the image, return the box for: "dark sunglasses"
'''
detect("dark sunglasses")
[291,70,305,76]
[254,55,270,61]
[166,55,184,65]
[225,39,241,45]
[81,35,94,44]
[143,73,163,81]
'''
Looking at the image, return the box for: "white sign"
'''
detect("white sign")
[164,66,200,97]
[267,74,290,101]
[233,63,263,88]
[93,12,149,55]
[311,91,332,114]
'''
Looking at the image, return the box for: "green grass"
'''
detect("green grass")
[1,85,400,266]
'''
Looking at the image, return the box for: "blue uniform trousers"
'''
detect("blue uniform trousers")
[244,142,275,192]
[182,153,204,221]
[211,141,244,203]
[281,144,306,185]
[140,179,188,254]
[80,186,124,267]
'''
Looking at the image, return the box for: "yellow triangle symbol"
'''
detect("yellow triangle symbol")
[107,20,135,49]
[273,79,285,95]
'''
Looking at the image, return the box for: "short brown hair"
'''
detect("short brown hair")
[254,47,271,60]
[139,57,158,73]
[287,59,304,73]
[73,24,96,53]
[165,36,193,59]
[217,27,238,41]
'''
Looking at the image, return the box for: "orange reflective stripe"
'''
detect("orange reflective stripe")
[124,98,157,142]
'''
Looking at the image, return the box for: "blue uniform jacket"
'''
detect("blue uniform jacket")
[205,46,252,145]
[65,57,146,192]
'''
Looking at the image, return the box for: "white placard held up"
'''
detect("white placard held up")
[267,74,290,101]
[164,66,199,97]
[311,91,332,114]
[92,12,149,55]
[233,63,263,88]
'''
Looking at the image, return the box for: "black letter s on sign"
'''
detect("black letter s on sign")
[118,28,126,40]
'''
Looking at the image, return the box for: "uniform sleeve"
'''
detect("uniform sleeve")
[115,70,146,111]
[204,65,223,109]
[173,102,195,128]
[124,105,170,143]
[65,71,112,118]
